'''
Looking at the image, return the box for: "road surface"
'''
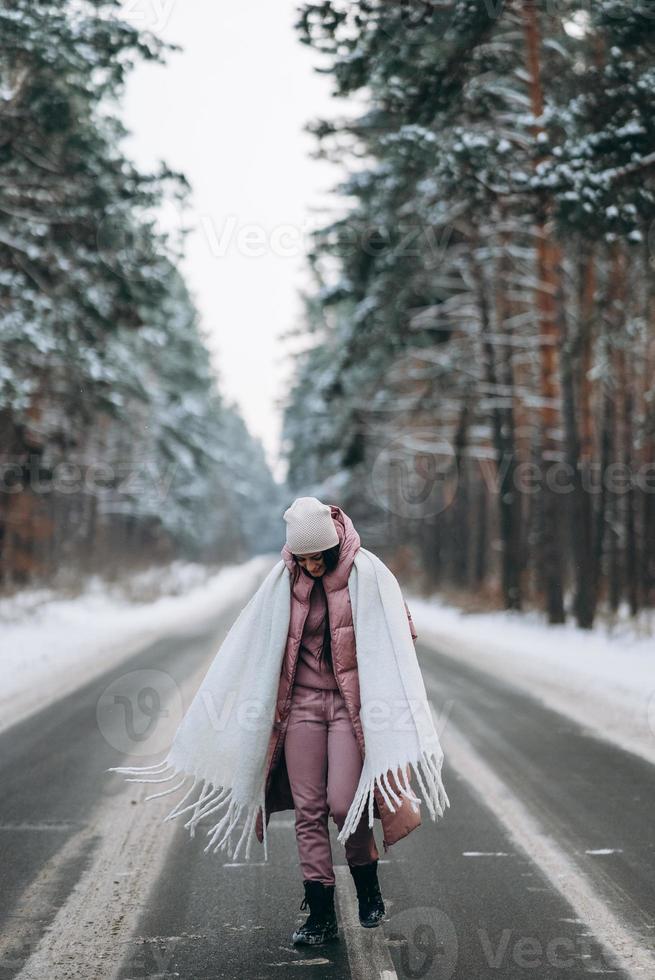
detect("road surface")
[0,572,653,979]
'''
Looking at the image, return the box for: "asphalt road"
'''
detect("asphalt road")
[1,581,653,980]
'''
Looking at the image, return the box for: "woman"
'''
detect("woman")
[260,496,423,946]
[107,496,448,949]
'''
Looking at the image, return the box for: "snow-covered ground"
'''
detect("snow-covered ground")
[0,555,276,735]
[3,559,653,766]
[408,596,655,767]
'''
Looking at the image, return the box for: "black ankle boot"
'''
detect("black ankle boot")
[348,859,386,927]
[291,879,339,945]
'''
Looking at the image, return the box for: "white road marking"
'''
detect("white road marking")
[0,822,81,831]
[443,723,655,980]
[334,865,398,980]
[462,851,510,857]
[267,956,333,966]
[3,778,180,980]
[5,658,210,980]
[223,861,270,867]
[0,821,96,974]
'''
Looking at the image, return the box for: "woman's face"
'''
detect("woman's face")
[295,551,325,577]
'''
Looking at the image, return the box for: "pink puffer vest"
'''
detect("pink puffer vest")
[254,504,421,853]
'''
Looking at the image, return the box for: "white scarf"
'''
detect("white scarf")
[107,548,449,862]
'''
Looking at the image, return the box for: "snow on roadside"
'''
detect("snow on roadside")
[0,555,277,735]
[408,596,655,766]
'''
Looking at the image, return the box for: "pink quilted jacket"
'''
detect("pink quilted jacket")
[254,504,422,852]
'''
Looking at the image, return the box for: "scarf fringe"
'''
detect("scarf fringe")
[336,746,450,846]
[107,743,449,858]
[106,757,264,863]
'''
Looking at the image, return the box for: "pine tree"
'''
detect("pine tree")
[0,0,280,586]
[286,0,655,624]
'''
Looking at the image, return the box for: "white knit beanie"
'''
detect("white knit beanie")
[283,496,339,554]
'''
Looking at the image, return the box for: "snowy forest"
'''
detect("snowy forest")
[1,0,655,632]
[282,0,655,629]
[3,7,655,973]
[0,0,282,590]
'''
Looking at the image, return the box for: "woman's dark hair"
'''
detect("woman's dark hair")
[292,542,340,573]
[321,543,340,572]
[293,543,340,670]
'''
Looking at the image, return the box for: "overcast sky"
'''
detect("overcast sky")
[120,1,341,483]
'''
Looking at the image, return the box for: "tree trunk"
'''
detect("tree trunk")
[561,241,596,628]
[521,0,565,622]
[471,247,522,610]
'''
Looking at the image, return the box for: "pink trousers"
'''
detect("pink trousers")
[284,683,379,886]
